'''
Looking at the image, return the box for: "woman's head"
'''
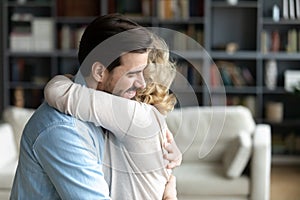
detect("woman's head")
[135,35,177,115]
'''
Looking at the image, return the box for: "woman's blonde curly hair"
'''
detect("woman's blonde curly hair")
[135,35,177,115]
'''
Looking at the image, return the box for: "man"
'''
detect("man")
[10,14,179,199]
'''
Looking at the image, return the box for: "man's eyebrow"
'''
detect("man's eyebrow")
[127,69,143,75]
[126,65,147,74]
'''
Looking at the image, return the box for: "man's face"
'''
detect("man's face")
[98,52,149,99]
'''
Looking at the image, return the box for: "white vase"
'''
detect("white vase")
[227,0,238,5]
[265,59,278,90]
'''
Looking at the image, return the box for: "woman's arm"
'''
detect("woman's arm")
[44,75,166,140]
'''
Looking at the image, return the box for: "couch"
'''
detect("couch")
[166,106,271,200]
[0,106,271,200]
[0,106,35,200]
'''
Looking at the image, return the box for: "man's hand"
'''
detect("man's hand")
[164,129,182,169]
[162,175,177,200]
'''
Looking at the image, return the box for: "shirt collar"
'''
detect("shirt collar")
[74,70,87,86]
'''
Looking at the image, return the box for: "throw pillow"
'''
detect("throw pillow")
[223,131,252,178]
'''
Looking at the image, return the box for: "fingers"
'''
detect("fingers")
[165,129,174,144]
[164,154,181,169]
[168,175,176,187]
[164,142,182,169]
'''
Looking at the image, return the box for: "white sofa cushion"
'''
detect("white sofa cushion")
[3,106,35,152]
[166,106,255,162]
[223,131,252,178]
[0,160,18,189]
[0,123,18,169]
[0,123,18,189]
[173,162,250,196]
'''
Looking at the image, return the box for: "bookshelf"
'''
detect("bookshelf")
[1,0,300,164]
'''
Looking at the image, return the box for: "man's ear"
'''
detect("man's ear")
[91,62,106,82]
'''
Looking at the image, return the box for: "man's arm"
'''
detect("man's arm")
[33,124,110,199]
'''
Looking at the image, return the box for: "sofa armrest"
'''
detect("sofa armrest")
[0,123,18,169]
[250,124,271,200]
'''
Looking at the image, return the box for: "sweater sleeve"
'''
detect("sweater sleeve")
[44,75,167,139]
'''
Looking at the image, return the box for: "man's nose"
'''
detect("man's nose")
[135,74,146,89]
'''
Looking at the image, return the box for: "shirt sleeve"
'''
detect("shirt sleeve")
[32,123,111,200]
[44,75,167,140]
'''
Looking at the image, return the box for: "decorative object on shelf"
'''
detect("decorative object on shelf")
[265,101,284,123]
[292,81,300,94]
[227,0,238,6]
[286,29,298,52]
[225,42,239,54]
[265,59,278,90]
[14,87,25,108]
[284,70,300,92]
[271,30,280,52]
[273,4,280,22]
[17,0,26,4]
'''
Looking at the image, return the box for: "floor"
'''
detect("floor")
[271,164,300,200]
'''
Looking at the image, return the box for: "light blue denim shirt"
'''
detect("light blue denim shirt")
[10,72,110,200]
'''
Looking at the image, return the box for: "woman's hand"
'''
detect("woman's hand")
[163,129,182,169]
[162,175,177,200]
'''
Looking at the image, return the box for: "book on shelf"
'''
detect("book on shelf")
[261,29,300,53]
[210,63,221,88]
[296,0,300,19]
[157,0,177,20]
[57,0,99,16]
[59,25,86,50]
[271,30,280,52]
[172,27,203,51]
[13,87,25,108]
[157,0,203,20]
[241,67,255,86]
[108,0,153,16]
[10,15,54,52]
[60,25,72,50]
[289,0,296,19]
[141,0,153,16]
[189,0,204,17]
[282,0,300,20]
[115,0,144,16]
[261,30,270,54]
[283,0,289,19]
[226,96,256,117]
[179,0,189,19]
[214,61,253,87]
[11,59,25,82]
[32,17,54,52]
[261,30,280,53]
[172,62,189,89]
[286,29,298,52]
[10,13,32,52]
